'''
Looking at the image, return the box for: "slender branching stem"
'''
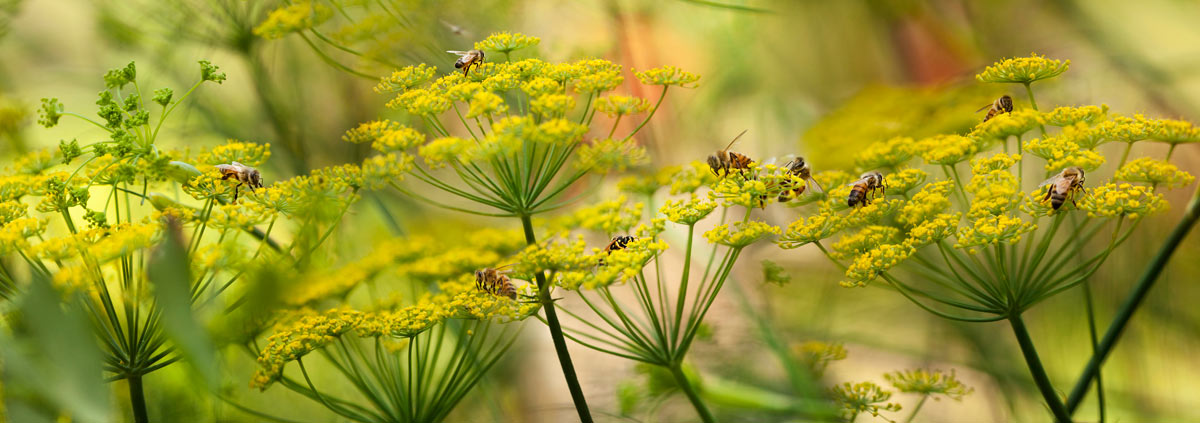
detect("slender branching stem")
[903,395,928,423]
[1008,314,1071,422]
[520,215,592,423]
[670,362,716,423]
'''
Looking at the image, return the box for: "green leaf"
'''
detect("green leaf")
[147,218,219,388]
[2,275,110,422]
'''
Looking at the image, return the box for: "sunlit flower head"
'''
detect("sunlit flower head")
[634,66,700,88]
[831,225,900,260]
[1082,182,1167,219]
[575,138,648,173]
[969,109,1042,141]
[554,196,643,234]
[669,161,719,195]
[466,91,508,118]
[916,134,977,165]
[253,1,331,40]
[955,214,1035,250]
[1041,105,1108,127]
[896,180,952,227]
[906,213,961,247]
[660,195,717,225]
[521,77,562,98]
[830,382,902,420]
[1115,157,1195,188]
[376,64,437,93]
[854,136,914,170]
[970,153,1021,174]
[967,171,1021,218]
[704,220,780,248]
[594,95,652,118]
[196,140,271,167]
[386,88,451,116]
[976,54,1069,84]
[418,136,476,169]
[474,32,541,54]
[842,242,913,287]
[530,94,576,118]
[884,369,974,400]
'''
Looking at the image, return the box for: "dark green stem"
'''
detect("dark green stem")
[1023,82,1049,137]
[670,363,716,423]
[129,374,149,423]
[1008,315,1071,422]
[1066,183,1200,414]
[1081,282,1106,422]
[520,215,592,423]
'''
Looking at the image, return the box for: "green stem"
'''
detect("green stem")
[622,86,668,142]
[1116,142,1133,169]
[519,215,592,423]
[903,395,928,423]
[1008,315,1071,422]
[1066,183,1200,414]
[128,374,149,423]
[1081,281,1106,423]
[1023,82,1048,137]
[669,363,716,423]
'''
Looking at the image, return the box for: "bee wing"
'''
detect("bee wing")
[846,178,867,187]
[975,103,994,113]
[1038,175,1063,188]
[807,177,825,194]
[446,50,469,55]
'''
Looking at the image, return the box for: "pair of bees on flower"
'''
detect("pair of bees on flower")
[706,131,886,208]
[977,94,1089,210]
[475,235,637,300]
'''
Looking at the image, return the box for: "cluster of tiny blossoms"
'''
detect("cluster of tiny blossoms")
[777,54,1195,295]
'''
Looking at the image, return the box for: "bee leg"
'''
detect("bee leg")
[233,183,242,202]
[220,173,233,181]
[1041,186,1053,203]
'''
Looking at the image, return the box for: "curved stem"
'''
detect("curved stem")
[1081,281,1106,422]
[1023,82,1048,137]
[1065,183,1200,415]
[670,363,716,423]
[903,395,928,423]
[622,86,668,142]
[1008,314,1071,422]
[520,215,592,422]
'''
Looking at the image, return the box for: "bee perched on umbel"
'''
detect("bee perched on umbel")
[216,161,263,202]
[846,171,886,208]
[707,130,754,177]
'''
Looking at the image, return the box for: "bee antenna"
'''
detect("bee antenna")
[723,129,749,150]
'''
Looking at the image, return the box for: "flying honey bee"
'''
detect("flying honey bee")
[447,49,485,76]
[707,130,754,177]
[215,161,263,202]
[1039,167,1087,211]
[846,171,886,208]
[777,157,825,202]
[475,266,517,300]
[977,95,1014,122]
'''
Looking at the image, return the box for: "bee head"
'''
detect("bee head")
[784,157,808,174]
[247,168,264,188]
[474,269,485,281]
[706,154,722,172]
[1065,166,1085,181]
[999,95,1014,112]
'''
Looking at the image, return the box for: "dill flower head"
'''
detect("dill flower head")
[512,237,594,278]
[1082,183,1167,219]
[971,153,1021,174]
[660,195,717,225]
[884,369,974,400]
[618,165,679,197]
[575,138,648,173]
[418,136,476,169]
[976,53,1069,84]
[634,65,700,88]
[0,217,47,254]
[554,196,644,234]
[253,1,331,40]
[896,180,953,227]
[1042,105,1108,127]
[831,225,900,260]
[907,213,961,247]
[830,381,902,420]
[195,140,271,167]
[955,214,1036,250]
[376,64,437,93]
[791,340,847,371]
[916,134,977,165]
[251,308,363,390]
[778,207,844,248]
[574,70,624,94]
[474,32,541,54]
[709,166,773,208]
[520,77,561,98]
[594,95,652,118]
[854,136,914,170]
[1115,157,1195,188]
[530,94,576,118]
[372,125,425,154]
[704,221,780,248]
[387,88,451,116]
[970,108,1043,141]
[1024,136,1104,172]
[967,171,1021,218]
[842,242,914,287]
[1103,114,1200,144]
[668,161,719,195]
[466,91,508,118]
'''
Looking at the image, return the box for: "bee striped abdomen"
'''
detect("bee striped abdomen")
[847,186,867,208]
[475,269,517,299]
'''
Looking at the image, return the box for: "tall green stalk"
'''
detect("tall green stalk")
[1008,315,1071,422]
[521,215,593,423]
[1065,182,1200,415]
[128,374,149,423]
[670,363,716,423]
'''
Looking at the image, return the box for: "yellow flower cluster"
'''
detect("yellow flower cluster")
[969,109,1042,141]
[830,381,902,419]
[286,237,433,307]
[1041,105,1108,127]
[703,221,780,248]
[375,64,437,93]
[975,53,1069,84]
[0,217,46,254]
[896,180,952,227]
[194,140,271,167]
[634,66,700,87]
[854,136,914,170]
[842,242,914,287]
[530,94,576,118]
[594,95,652,118]
[253,1,331,40]
[669,161,719,195]
[882,168,927,195]
[884,369,974,400]
[558,236,665,290]
[970,153,1021,174]
[575,138,648,173]
[251,308,363,389]
[967,171,1020,218]
[32,222,161,263]
[831,226,900,260]
[10,149,56,175]
[618,165,680,196]
[777,206,843,248]
[1024,136,1104,172]
[907,213,961,247]
[1101,114,1200,144]
[552,195,643,234]
[1115,157,1195,188]
[474,32,541,54]
[916,134,977,165]
[1082,183,1167,219]
[955,215,1035,250]
[660,195,717,225]
[467,91,508,118]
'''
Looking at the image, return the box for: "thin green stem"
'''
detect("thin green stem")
[670,363,716,423]
[128,374,149,423]
[1081,281,1106,423]
[1023,82,1048,137]
[520,215,592,423]
[622,86,668,142]
[1008,314,1071,422]
[903,395,928,423]
[1065,183,1200,415]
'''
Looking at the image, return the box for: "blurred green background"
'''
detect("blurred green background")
[1,0,1199,421]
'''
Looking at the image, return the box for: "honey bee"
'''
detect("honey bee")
[475,266,517,300]
[215,161,263,202]
[777,157,825,202]
[447,49,485,76]
[707,130,754,177]
[977,95,1014,122]
[846,171,886,208]
[1039,167,1087,211]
